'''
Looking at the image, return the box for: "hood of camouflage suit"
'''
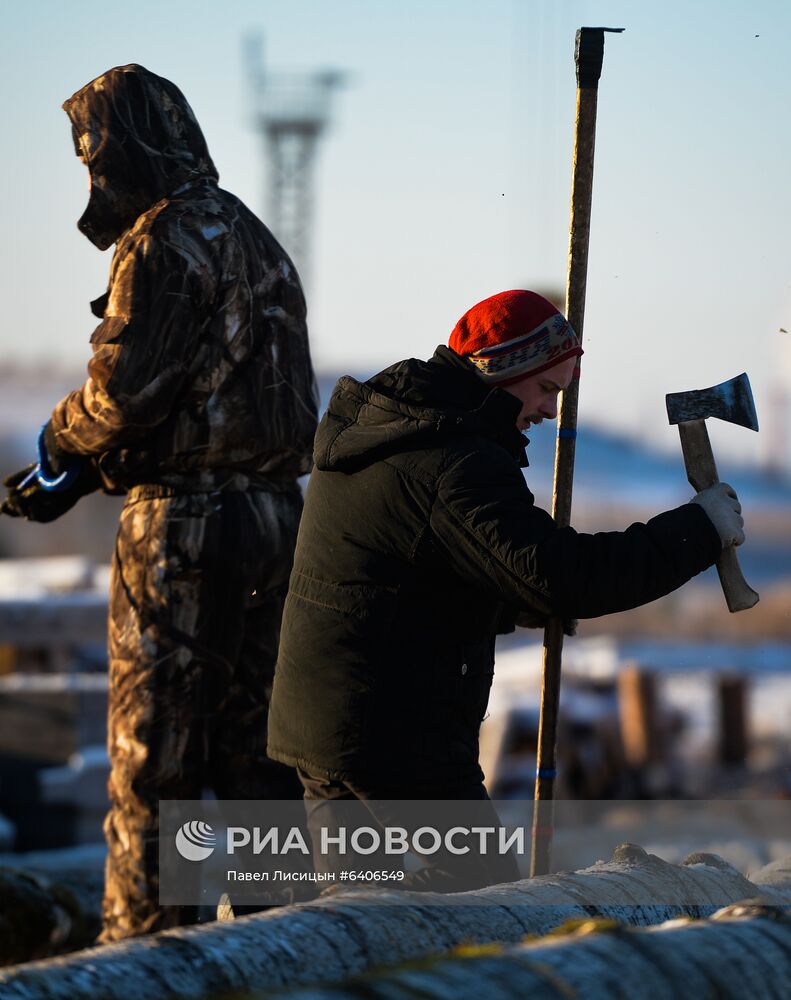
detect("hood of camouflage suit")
[63,64,219,250]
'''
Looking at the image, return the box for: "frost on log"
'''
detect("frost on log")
[0,846,790,1000]
[267,902,791,1000]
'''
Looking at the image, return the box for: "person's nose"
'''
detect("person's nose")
[539,398,558,420]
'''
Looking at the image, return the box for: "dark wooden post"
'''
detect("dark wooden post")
[618,663,661,770]
[717,673,749,766]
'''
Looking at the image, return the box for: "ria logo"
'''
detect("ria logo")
[175,820,216,861]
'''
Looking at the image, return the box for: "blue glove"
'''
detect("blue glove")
[0,424,98,522]
[37,422,82,490]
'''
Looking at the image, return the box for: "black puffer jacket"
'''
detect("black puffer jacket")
[268,347,720,783]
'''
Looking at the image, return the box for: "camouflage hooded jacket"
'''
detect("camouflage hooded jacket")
[49,64,318,491]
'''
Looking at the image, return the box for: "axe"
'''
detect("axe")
[665,372,759,613]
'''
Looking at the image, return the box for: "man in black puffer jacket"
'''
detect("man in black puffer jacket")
[268,289,743,889]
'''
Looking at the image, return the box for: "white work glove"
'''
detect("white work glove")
[514,610,578,636]
[691,482,745,549]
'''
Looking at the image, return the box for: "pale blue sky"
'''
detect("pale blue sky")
[1,0,790,465]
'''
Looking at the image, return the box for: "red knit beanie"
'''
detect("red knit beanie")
[449,289,582,386]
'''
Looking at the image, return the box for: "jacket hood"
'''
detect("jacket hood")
[64,64,219,250]
[315,346,526,473]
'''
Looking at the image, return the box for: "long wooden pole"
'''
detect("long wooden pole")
[531,26,622,878]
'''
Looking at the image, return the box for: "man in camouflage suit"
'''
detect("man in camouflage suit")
[1,65,318,941]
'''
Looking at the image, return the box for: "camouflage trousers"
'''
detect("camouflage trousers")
[101,485,303,943]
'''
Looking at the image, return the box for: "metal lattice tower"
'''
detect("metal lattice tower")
[244,35,344,291]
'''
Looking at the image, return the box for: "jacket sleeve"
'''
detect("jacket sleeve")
[431,444,722,620]
[48,227,211,455]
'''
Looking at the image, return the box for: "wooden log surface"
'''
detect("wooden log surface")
[257,901,791,1000]
[2,844,791,1000]
[0,866,102,967]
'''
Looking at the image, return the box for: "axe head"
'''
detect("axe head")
[666,373,759,431]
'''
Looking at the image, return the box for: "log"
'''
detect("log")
[1,845,791,999]
[0,866,102,967]
[0,846,105,966]
[265,901,791,1000]
[750,855,791,890]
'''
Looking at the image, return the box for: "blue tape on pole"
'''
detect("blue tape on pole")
[557,429,577,440]
[536,768,557,779]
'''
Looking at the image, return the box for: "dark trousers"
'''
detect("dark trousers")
[299,769,520,894]
[102,488,304,942]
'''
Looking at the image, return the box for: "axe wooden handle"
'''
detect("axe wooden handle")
[677,420,759,613]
